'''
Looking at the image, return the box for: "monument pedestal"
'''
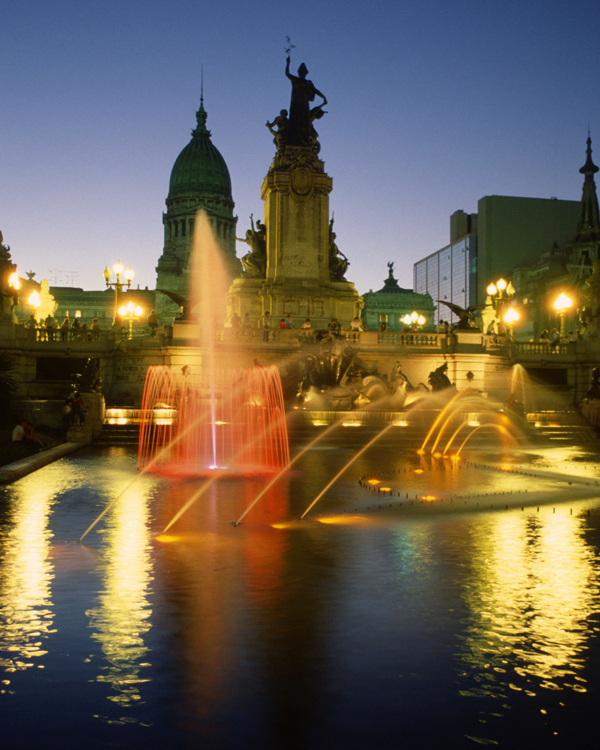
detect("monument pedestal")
[229,277,360,331]
[228,146,361,330]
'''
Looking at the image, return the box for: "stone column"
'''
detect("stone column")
[261,147,332,284]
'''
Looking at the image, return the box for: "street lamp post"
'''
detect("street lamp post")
[103,261,135,322]
[28,290,41,312]
[25,290,41,339]
[404,311,425,330]
[553,292,572,340]
[118,301,144,340]
[8,271,20,311]
[486,278,515,317]
[503,306,520,338]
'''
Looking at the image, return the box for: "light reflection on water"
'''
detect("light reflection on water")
[0,469,70,678]
[1,444,600,747]
[85,481,153,709]
[456,510,600,701]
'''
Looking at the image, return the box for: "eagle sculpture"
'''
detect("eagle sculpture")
[156,289,191,320]
[437,300,486,330]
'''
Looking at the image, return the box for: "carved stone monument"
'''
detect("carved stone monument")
[228,56,361,330]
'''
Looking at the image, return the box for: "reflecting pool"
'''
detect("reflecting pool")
[1,436,600,748]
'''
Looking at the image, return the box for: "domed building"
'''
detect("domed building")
[362,263,435,332]
[156,94,240,321]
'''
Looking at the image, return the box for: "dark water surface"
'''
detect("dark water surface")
[1,440,600,749]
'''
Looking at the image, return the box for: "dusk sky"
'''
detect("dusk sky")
[2,0,598,295]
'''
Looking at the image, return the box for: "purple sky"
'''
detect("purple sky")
[1,0,598,294]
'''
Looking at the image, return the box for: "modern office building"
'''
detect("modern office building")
[414,196,580,325]
[413,223,478,325]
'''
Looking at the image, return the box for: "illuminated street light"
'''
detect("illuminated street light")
[104,261,135,321]
[503,306,520,338]
[407,311,425,330]
[118,300,144,340]
[553,292,572,340]
[487,277,515,316]
[7,271,20,310]
[24,290,42,338]
[28,290,41,313]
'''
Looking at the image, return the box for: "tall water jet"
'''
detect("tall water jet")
[509,363,530,414]
[138,211,290,476]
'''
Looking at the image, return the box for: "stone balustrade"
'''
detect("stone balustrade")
[13,323,162,346]
[11,322,593,360]
[218,327,450,351]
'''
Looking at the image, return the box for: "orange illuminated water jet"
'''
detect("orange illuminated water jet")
[454,423,520,458]
[138,212,289,478]
[138,364,290,476]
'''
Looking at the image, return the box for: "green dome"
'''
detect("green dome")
[168,99,232,199]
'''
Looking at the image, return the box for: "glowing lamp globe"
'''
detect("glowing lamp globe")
[554,292,572,313]
[28,290,41,309]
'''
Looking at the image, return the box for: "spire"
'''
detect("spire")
[572,131,600,244]
[192,69,210,138]
[580,128,599,176]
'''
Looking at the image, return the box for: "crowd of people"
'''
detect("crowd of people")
[24,308,160,342]
[538,328,578,347]
[25,312,102,342]
[228,312,440,339]
[232,312,432,338]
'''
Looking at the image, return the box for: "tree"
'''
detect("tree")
[0,353,18,426]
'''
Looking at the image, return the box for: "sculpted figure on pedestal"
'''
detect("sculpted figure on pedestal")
[328,218,349,281]
[284,56,327,148]
[266,109,289,152]
[237,214,267,278]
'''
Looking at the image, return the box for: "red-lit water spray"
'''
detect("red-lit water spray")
[137,211,289,477]
[138,363,290,476]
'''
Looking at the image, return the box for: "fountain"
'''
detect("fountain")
[138,211,290,477]
[138,362,289,476]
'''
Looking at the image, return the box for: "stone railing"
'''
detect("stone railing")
[217,327,448,350]
[13,319,584,360]
[479,335,573,356]
[13,323,156,345]
[510,340,571,356]
[341,331,445,348]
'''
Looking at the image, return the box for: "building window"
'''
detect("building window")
[36,357,96,382]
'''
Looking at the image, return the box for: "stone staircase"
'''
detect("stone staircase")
[526,411,597,444]
[91,407,597,448]
[95,408,142,445]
